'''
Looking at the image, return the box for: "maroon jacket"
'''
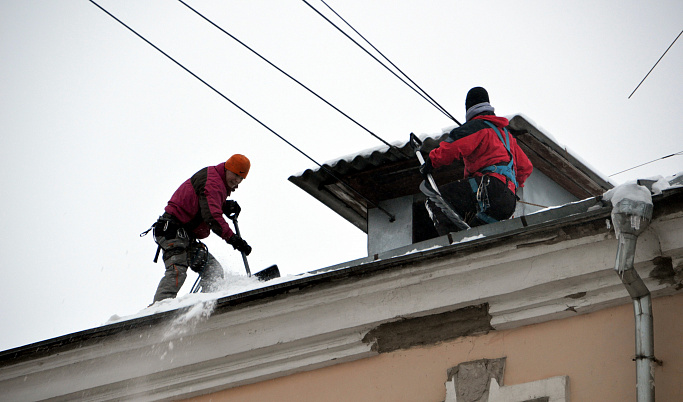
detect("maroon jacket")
[164,163,235,241]
[429,115,533,193]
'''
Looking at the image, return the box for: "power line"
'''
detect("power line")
[177,0,408,157]
[316,0,461,126]
[88,0,396,222]
[301,0,460,125]
[609,150,683,177]
[628,29,683,99]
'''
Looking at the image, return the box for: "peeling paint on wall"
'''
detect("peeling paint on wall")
[648,256,675,285]
[362,304,492,353]
[446,358,506,402]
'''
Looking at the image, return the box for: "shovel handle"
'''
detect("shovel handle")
[410,133,427,166]
[410,133,443,196]
[409,133,423,150]
[410,133,428,162]
[231,217,252,277]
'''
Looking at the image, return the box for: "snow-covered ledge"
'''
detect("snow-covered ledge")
[1,187,682,401]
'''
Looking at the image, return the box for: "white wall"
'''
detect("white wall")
[515,169,579,216]
[367,195,413,255]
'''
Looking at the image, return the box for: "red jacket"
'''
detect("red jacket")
[164,163,235,241]
[429,115,533,193]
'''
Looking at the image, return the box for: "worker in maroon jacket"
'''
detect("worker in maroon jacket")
[420,87,533,235]
[151,154,253,303]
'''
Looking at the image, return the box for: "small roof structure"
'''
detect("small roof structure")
[289,114,613,232]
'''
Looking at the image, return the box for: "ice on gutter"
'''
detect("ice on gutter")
[639,171,683,194]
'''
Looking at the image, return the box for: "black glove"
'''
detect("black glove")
[222,200,241,219]
[419,157,433,178]
[227,234,252,256]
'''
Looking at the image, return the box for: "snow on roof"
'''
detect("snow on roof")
[105,229,497,327]
[105,271,317,327]
[603,171,683,206]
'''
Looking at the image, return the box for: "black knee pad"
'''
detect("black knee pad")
[187,241,209,273]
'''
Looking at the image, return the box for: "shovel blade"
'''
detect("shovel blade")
[254,265,280,281]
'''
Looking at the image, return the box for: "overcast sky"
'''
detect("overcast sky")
[1,1,681,352]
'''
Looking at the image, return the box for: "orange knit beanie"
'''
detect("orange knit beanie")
[225,154,250,179]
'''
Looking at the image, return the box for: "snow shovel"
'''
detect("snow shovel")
[230,215,281,281]
[410,133,470,231]
[189,211,280,293]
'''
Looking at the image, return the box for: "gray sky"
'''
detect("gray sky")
[1,0,681,351]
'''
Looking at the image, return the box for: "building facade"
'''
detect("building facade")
[1,117,682,401]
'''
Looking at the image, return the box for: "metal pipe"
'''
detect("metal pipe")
[616,233,655,402]
[633,295,655,402]
[611,194,655,402]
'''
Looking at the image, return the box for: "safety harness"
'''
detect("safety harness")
[467,121,517,223]
[140,214,208,272]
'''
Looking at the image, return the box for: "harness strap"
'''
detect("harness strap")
[481,121,518,188]
[143,213,187,263]
[468,177,498,224]
[463,121,519,225]
[140,219,164,262]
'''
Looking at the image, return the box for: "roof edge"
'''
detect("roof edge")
[508,114,614,190]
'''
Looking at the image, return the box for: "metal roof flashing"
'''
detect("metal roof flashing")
[312,194,614,274]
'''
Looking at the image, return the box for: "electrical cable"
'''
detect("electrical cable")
[316,0,461,126]
[609,150,683,177]
[176,0,410,158]
[88,0,396,222]
[301,0,460,125]
[628,29,682,99]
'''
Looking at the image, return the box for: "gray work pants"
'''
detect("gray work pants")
[152,227,224,303]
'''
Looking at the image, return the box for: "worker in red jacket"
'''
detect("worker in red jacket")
[420,87,533,235]
[151,154,252,303]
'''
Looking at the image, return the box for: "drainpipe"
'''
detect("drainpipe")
[610,186,655,402]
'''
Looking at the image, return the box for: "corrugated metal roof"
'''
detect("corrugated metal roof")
[289,114,614,232]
